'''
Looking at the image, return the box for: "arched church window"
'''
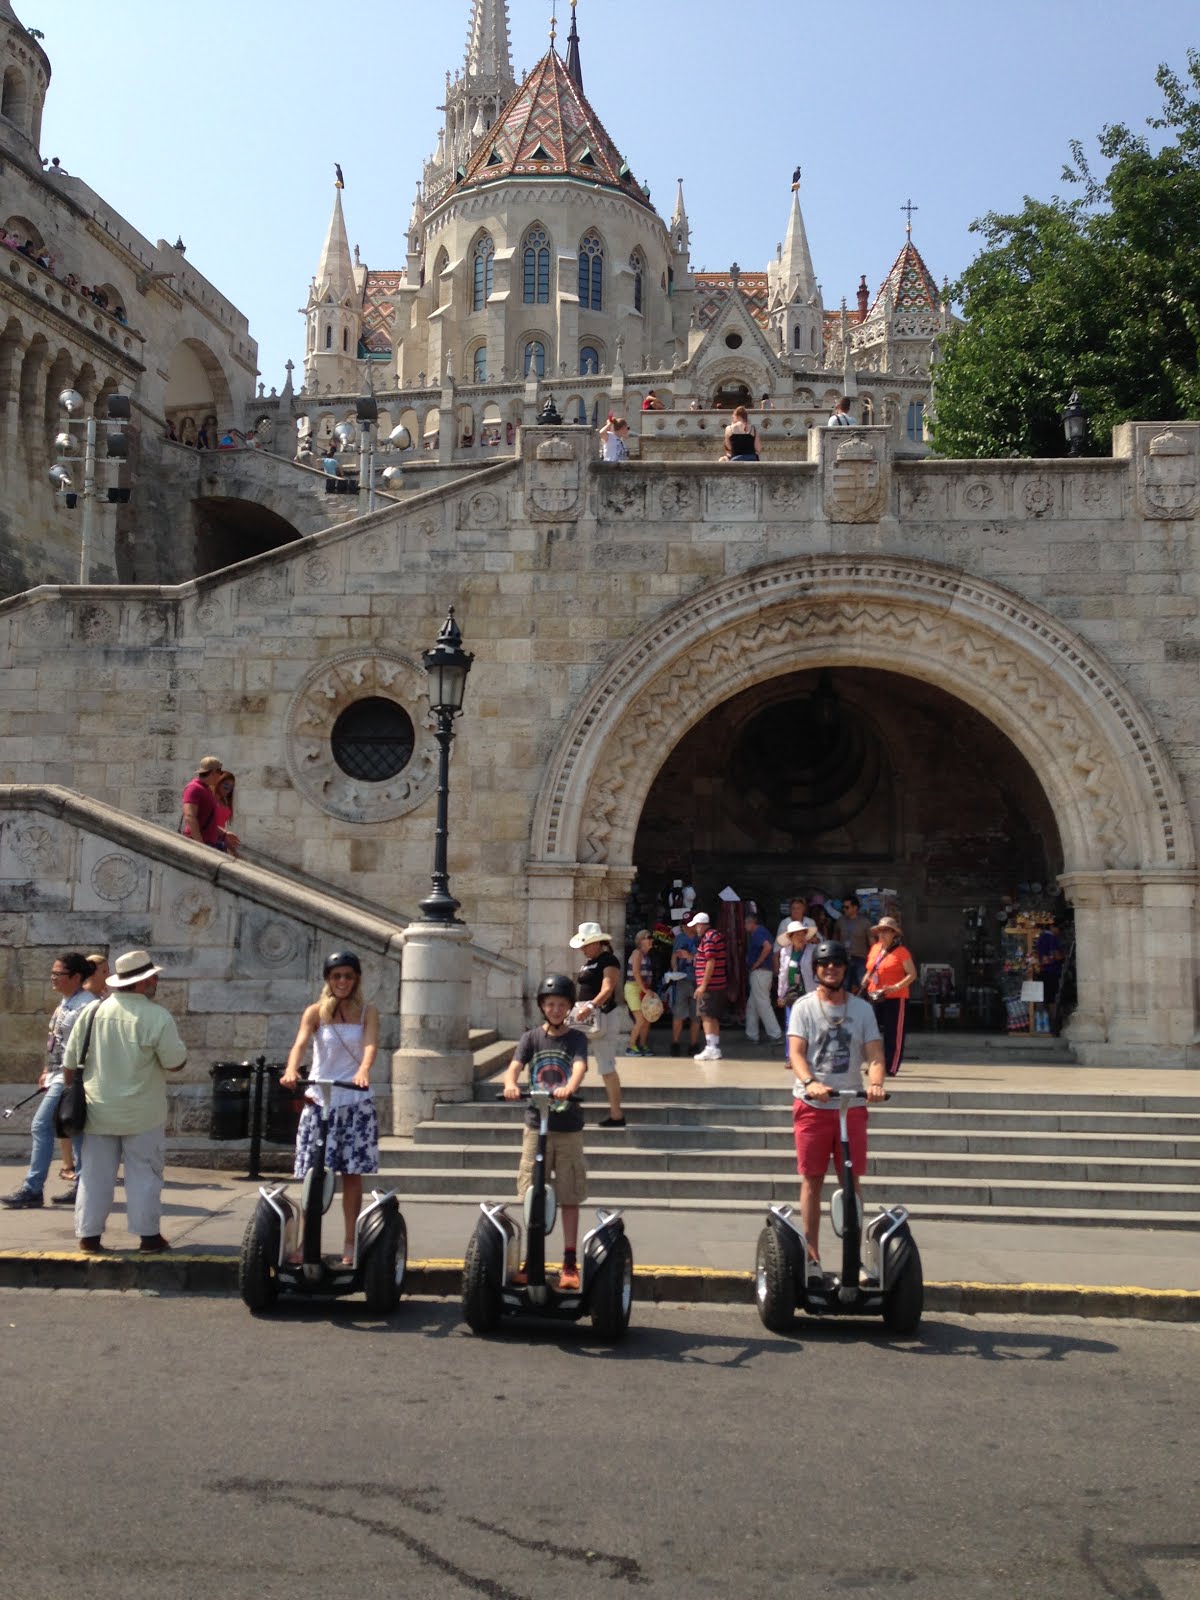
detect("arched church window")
[861,395,874,424]
[472,343,488,383]
[906,399,925,441]
[579,346,600,376]
[434,248,449,309]
[578,233,603,312]
[793,325,801,351]
[1,67,27,127]
[472,235,494,312]
[325,325,332,349]
[522,227,550,304]
[342,329,349,352]
[630,250,644,315]
[523,340,545,379]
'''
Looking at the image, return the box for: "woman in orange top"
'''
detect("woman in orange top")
[864,916,917,1077]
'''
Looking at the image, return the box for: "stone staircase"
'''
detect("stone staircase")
[378,1081,1200,1229]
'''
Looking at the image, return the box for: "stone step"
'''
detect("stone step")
[409,1122,1200,1160]
[380,1143,1199,1188]
[366,1165,1200,1211]
[380,1193,1198,1231]
[465,1083,1200,1114]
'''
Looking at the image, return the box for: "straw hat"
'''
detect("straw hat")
[569,920,613,949]
[871,916,904,940]
[106,949,164,988]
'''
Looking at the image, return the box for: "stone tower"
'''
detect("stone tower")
[767,179,823,360]
[0,0,49,160]
[303,182,363,393]
[423,0,517,209]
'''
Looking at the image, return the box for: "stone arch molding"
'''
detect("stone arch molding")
[532,558,1193,876]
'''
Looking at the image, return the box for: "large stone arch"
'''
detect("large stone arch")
[528,557,1197,1061]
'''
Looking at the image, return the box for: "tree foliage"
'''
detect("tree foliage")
[931,51,1200,458]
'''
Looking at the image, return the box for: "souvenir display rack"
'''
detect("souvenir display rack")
[1001,909,1056,1033]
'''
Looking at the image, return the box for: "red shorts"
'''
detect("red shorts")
[792,1101,867,1176]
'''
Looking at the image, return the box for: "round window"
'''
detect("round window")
[330,697,415,782]
[724,332,743,349]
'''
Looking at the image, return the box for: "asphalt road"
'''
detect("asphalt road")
[3,1290,1198,1600]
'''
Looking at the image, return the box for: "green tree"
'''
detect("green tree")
[932,51,1200,458]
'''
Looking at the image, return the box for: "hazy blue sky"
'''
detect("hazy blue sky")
[26,1,1198,387]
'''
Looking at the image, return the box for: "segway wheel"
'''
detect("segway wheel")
[363,1211,408,1316]
[755,1225,795,1332]
[590,1234,633,1343]
[238,1207,280,1313]
[462,1225,503,1334]
[881,1239,924,1336]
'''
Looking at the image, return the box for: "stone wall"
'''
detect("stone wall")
[0,423,1197,1063]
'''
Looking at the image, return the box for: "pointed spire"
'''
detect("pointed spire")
[780,180,817,301]
[465,0,513,81]
[565,0,583,90]
[314,184,355,299]
[670,177,690,253]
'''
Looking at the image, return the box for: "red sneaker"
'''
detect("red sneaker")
[557,1266,581,1292]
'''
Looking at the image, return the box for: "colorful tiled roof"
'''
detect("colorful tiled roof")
[693,272,770,331]
[362,269,405,355]
[457,46,652,208]
[871,238,940,316]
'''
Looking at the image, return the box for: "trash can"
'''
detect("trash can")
[209,1061,252,1140]
[264,1064,307,1145]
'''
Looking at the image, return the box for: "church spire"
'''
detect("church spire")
[314,183,355,299]
[564,0,583,90]
[780,176,817,301]
[670,177,690,255]
[465,0,512,82]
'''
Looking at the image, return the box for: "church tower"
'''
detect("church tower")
[0,0,51,163]
[423,0,516,209]
[768,177,823,361]
[303,182,363,393]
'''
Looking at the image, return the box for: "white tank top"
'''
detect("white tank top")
[308,1020,372,1108]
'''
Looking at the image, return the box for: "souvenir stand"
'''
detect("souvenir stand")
[1000,909,1056,1033]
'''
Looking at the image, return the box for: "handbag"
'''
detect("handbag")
[55,1001,101,1138]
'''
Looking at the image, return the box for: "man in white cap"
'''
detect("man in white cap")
[688,911,729,1062]
[60,949,187,1254]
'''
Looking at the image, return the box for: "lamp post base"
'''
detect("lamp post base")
[391,918,474,1134]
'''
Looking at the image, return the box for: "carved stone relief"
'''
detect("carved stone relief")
[285,649,438,823]
[823,435,887,524]
[599,480,646,519]
[76,604,118,645]
[1136,427,1199,519]
[659,478,699,518]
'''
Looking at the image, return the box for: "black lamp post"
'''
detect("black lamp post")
[1063,389,1088,457]
[419,607,474,923]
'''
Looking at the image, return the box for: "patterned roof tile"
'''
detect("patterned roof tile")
[693,272,770,331]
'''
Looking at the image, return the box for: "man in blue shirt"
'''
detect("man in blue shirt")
[744,909,783,1044]
[668,924,700,1057]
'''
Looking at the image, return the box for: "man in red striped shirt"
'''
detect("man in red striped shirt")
[688,912,728,1062]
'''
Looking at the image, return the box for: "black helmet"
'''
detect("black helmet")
[323,950,362,977]
[537,973,577,1008]
[813,939,849,968]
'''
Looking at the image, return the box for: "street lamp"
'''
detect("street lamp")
[419,607,475,924]
[50,389,131,581]
[1063,390,1088,457]
[356,393,378,512]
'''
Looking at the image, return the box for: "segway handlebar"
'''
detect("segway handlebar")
[799,1086,890,1104]
[495,1091,584,1103]
[305,1079,370,1092]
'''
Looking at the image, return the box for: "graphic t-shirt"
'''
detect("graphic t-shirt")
[514,1024,588,1131]
[787,992,881,1105]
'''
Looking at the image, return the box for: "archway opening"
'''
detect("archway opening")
[190,496,301,579]
[164,338,233,437]
[712,380,753,411]
[632,666,1065,1032]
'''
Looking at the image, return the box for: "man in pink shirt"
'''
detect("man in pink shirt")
[180,756,239,852]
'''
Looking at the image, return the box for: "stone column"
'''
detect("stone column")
[389,920,475,1134]
[1056,871,1110,1049]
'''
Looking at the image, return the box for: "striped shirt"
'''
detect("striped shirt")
[695,929,728,991]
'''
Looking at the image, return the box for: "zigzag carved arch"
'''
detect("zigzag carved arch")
[530,558,1192,875]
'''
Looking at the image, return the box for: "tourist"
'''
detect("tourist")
[668,919,700,1057]
[642,390,663,411]
[760,392,773,411]
[720,404,760,462]
[280,951,380,1264]
[775,896,817,994]
[788,939,886,1269]
[212,770,240,859]
[623,928,655,1057]
[689,911,728,1062]
[64,948,188,1254]
[1,953,99,1212]
[744,908,783,1046]
[501,974,590,1290]
[180,756,239,852]
[599,414,630,462]
[863,916,917,1077]
[568,921,626,1127]
[827,396,854,426]
[835,894,872,993]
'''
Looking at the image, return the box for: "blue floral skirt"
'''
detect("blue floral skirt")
[294,1099,379,1177]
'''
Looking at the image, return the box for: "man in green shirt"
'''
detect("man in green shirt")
[62,949,187,1254]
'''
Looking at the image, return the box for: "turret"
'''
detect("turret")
[670,177,690,260]
[0,0,51,161]
[769,176,823,361]
[423,0,516,207]
[303,182,363,393]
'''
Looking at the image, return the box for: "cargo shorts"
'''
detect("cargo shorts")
[517,1125,587,1206]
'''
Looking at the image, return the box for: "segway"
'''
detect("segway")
[755,1088,923,1336]
[462,1087,633,1341]
[238,1080,407,1314]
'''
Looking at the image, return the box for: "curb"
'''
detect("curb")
[0,1252,1197,1320]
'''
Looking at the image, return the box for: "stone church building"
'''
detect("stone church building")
[0,1,1197,1104]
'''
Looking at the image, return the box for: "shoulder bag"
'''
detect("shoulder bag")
[55,1002,101,1138]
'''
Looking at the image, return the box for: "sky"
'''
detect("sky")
[26,0,1199,389]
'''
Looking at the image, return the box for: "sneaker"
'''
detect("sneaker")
[693,1045,722,1062]
[624,1045,644,1057]
[598,1115,627,1128]
[557,1266,581,1292]
[1,1187,43,1209]
[51,1187,78,1206]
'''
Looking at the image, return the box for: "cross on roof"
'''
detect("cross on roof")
[901,198,919,236]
